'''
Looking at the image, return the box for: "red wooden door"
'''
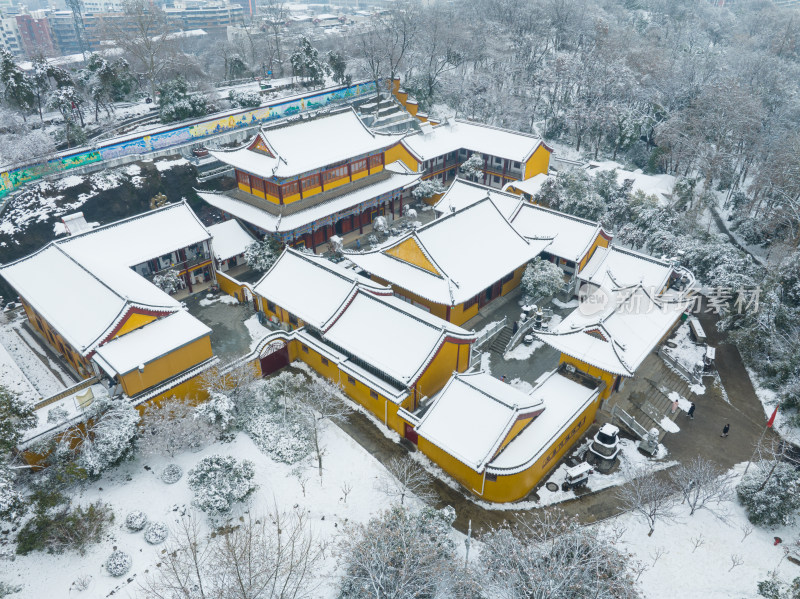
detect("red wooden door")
[404,423,418,445]
[259,341,289,376]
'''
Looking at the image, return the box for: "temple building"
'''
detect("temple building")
[247,248,476,432]
[385,118,553,192]
[1,203,220,455]
[535,284,691,402]
[198,107,420,252]
[345,196,552,325]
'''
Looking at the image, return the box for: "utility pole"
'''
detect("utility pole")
[464,519,472,570]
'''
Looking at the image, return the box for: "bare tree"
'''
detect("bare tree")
[376,456,436,505]
[616,465,677,536]
[140,510,323,599]
[669,456,733,517]
[297,377,351,481]
[479,509,640,599]
[729,554,744,572]
[690,534,705,553]
[137,398,215,458]
[106,0,175,99]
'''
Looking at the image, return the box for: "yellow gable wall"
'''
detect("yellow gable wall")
[414,340,471,401]
[21,299,92,377]
[524,144,552,180]
[577,233,612,272]
[385,142,420,172]
[119,335,213,396]
[384,238,441,275]
[113,313,158,339]
[494,415,535,456]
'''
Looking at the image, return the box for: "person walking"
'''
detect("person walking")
[687,402,696,419]
[671,399,679,414]
[721,423,730,437]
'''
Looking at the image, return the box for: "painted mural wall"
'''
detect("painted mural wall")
[0,80,377,199]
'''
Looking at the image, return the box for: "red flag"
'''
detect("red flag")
[767,406,778,428]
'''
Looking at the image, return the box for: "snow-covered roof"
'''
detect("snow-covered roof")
[487,370,600,474]
[209,108,404,179]
[502,173,551,197]
[433,178,523,218]
[207,219,255,261]
[346,197,551,305]
[414,372,545,472]
[93,310,211,377]
[320,289,474,389]
[0,202,209,356]
[509,202,609,264]
[402,119,548,163]
[535,285,690,376]
[578,245,674,293]
[197,165,420,234]
[252,248,388,329]
[587,161,675,204]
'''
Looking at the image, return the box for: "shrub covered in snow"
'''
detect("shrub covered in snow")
[411,178,445,202]
[187,455,257,517]
[245,409,312,464]
[737,461,800,527]
[138,399,215,458]
[16,501,114,556]
[195,391,236,432]
[228,90,261,108]
[244,237,282,272]
[521,257,565,303]
[125,510,148,532]
[161,463,183,484]
[144,521,168,544]
[46,406,69,424]
[0,385,37,453]
[373,215,388,234]
[105,550,132,577]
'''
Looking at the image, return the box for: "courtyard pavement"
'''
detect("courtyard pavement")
[184,292,255,360]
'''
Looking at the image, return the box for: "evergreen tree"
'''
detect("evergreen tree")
[0,48,34,121]
[290,37,329,87]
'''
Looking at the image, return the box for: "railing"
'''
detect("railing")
[658,346,701,385]
[34,375,100,411]
[473,317,507,351]
[504,307,553,353]
[611,404,649,440]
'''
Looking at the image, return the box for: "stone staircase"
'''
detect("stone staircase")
[358,98,419,133]
[490,326,513,354]
[609,352,696,441]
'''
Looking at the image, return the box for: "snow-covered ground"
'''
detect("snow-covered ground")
[2,426,426,598]
[589,160,676,205]
[0,315,72,399]
[618,463,800,599]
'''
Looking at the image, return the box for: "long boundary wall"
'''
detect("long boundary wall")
[0,80,377,199]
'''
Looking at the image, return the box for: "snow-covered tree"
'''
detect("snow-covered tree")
[757,574,800,599]
[480,509,640,599]
[669,456,733,517]
[47,86,85,148]
[194,391,236,432]
[737,460,800,528]
[140,510,323,599]
[244,237,282,272]
[157,77,211,124]
[616,464,677,536]
[228,89,261,108]
[298,377,351,481]
[338,505,471,599]
[412,178,445,202]
[328,50,350,86]
[290,37,329,87]
[0,385,37,454]
[0,48,34,120]
[0,459,24,522]
[459,153,484,181]
[152,269,182,295]
[59,397,139,477]
[137,398,215,458]
[187,454,257,518]
[520,257,565,303]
